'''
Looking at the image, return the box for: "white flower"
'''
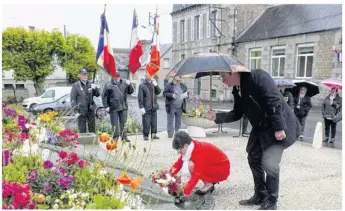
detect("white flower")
[100,169,107,175]
[53,204,59,209]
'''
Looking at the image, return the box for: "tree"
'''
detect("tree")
[2,27,65,95]
[60,34,99,81]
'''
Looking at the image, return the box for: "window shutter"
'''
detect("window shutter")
[191,17,194,41]
[187,18,191,42]
[207,12,210,38]
[184,20,188,43]
[216,9,221,37]
[173,22,177,43]
[199,15,203,39]
[177,20,180,43]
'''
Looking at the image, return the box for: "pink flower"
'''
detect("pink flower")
[78,160,86,168]
[27,202,36,209]
[59,151,68,159]
[66,152,79,166]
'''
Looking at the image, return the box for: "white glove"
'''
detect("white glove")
[106,107,110,113]
[140,108,146,114]
[126,80,131,85]
[181,92,188,99]
[152,79,158,87]
[75,112,80,117]
[91,84,100,89]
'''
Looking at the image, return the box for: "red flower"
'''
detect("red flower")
[117,173,132,185]
[78,160,86,168]
[168,182,179,193]
[19,133,29,142]
[27,202,36,209]
[66,152,79,166]
[59,151,67,159]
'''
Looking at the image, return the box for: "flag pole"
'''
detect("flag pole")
[128,9,135,82]
[94,4,107,84]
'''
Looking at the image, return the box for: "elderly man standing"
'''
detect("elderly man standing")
[138,74,161,141]
[163,76,188,138]
[293,86,312,141]
[102,76,134,142]
[70,69,100,133]
[210,69,300,210]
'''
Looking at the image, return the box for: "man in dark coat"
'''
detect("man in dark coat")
[322,88,342,143]
[211,69,300,210]
[138,73,162,141]
[278,87,294,111]
[293,86,312,141]
[163,76,188,138]
[102,76,134,142]
[70,69,100,133]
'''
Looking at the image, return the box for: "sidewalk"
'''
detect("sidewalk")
[129,128,342,210]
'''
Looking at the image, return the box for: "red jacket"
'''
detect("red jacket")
[169,140,230,196]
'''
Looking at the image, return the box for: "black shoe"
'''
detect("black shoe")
[239,195,267,206]
[195,185,215,195]
[152,134,160,140]
[168,134,173,138]
[323,138,329,142]
[258,200,277,210]
[329,138,335,143]
[143,136,149,141]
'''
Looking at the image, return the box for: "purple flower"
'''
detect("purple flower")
[43,160,54,169]
[56,175,74,189]
[43,184,52,192]
[2,150,13,166]
[58,166,66,175]
[28,176,36,183]
[3,107,17,117]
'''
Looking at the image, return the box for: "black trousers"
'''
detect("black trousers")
[110,110,128,139]
[296,116,307,135]
[324,118,337,139]
[78,110,96,133]
[248,141,284,202]
[142,109,157,137]
[242,115,249,134]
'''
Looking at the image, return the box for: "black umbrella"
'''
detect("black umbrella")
[287,80,320,97]
[165,53,249,79]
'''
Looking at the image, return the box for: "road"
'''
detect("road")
[127,97,342,150]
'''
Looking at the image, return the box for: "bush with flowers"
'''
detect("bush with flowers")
[2,103,153,209]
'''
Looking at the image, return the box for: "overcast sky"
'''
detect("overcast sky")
[2,4,173,49]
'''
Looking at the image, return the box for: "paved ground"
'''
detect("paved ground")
[129,129,342,210]
[127,97,342,150]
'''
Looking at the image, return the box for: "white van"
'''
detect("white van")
[22,86,72,111]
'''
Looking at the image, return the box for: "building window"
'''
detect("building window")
[271,48,285,77]
[211,89,217,98]
[250,49,262,69]
[163,58,170,69]
[296,45,314,78]
[181,54,185,61]
[180,20,185,43]
[211,10,217,37]
[4,84,13,90]
[194,15,200,40]
[15,84,25,90]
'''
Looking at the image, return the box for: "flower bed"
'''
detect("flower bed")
[2,104,149,209]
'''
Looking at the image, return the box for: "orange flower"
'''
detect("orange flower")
[130,177,143,190]
[48,111,58,119]
[106,140,117,151]
[99,133,111,143]
[117,173,132,185]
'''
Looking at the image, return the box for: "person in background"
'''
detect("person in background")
[102,76,134,142]
[322,88,342,143]
[278,86,294,111]
[293,86,312,141]
[168,131,230,196]
[138,73,161,141]
[70,69,100,133]
[163,76,189,138]
[210,69,300,210]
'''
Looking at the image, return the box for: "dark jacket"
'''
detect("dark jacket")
[70,80,100,114]
[163,82,188,113]
[102,79,134,112]
[215,69,300,153]
[138,80,161,112]
[322,94,342,119]
[293,95,312,117]
[280,90,294,110]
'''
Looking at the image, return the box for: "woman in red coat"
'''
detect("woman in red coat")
[169,131,230,196]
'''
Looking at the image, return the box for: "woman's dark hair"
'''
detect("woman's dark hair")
[172,131,193,150]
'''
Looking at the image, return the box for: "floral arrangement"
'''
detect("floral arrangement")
[183,94,216,120]
[150,169,183,198]
[2,103,149,209]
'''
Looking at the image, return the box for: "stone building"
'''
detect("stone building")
[170,4,342,105]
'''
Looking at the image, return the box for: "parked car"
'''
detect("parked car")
[31,94,107,119]
[22,87,72,111]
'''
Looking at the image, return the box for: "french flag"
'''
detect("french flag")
[333,46,342,63]
[96,12,117,78]
[146,15,160,77]
[128,9,143,74]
